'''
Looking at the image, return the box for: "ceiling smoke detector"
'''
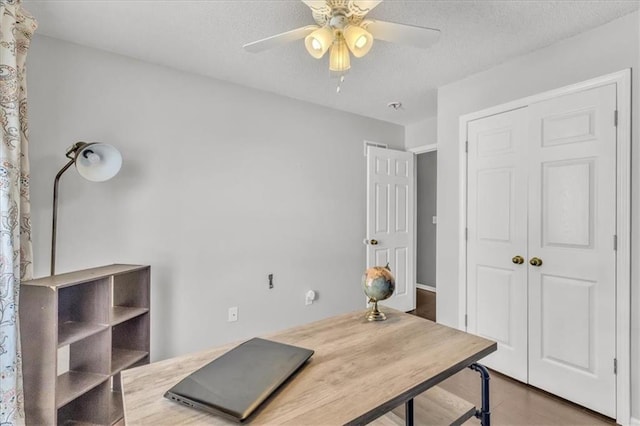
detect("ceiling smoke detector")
[387,101,402,110]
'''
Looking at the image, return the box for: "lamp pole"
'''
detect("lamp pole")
[51,158,74,276]
[51,142,87,276]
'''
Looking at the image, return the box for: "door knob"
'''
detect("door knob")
[369,239,379,246]
[511,255,524,265]
[529,257,543,267]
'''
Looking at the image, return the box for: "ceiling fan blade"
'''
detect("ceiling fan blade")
[302,0,330,12]
[363,19,441,49]
[347,1,382,17]
[302,0,332,26]
[244,25,319,53]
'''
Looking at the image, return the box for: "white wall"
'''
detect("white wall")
[435,11,639,420]
[27,35,404,361]
[405,116,437,149]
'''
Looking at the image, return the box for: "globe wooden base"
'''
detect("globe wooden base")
[365,301,387,321]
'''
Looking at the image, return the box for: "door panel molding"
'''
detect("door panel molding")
[542,158,595,249]
[458,69,631,424]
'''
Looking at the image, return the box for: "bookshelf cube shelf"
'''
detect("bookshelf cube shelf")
[20,264,150,425]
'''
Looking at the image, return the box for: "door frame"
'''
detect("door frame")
[457,69,631,424]
[408,143,438,155]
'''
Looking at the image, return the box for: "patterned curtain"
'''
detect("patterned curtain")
[0,1,36,425]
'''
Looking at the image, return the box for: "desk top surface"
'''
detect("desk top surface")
[122,309,495,425]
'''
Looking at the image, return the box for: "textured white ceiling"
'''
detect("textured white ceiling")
[23,0,639,125]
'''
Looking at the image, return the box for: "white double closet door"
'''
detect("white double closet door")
[466,84,617,417]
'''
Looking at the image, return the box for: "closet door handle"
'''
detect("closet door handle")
[512,255,524,264]
[529,257,543,267]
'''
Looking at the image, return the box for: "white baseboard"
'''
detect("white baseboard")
[630,416,640,426]
[416,283,436,292]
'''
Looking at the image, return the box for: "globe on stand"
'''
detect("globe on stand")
[362,264,396,321]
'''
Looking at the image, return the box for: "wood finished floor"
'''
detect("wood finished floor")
[410,289,615,426]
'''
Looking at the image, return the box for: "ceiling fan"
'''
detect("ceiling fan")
[243,0,441,75]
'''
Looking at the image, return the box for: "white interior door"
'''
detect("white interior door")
[466,108,529,382]
[527,84,617,417]
[366,146,415,312]
[466,83,618,417]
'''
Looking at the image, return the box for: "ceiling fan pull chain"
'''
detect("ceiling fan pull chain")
[336,74,345,93]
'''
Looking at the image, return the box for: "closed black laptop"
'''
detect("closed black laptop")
[164,337,314,422]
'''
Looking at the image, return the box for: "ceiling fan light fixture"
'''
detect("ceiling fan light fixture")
[244,1,441,80]
[329,37,351,72]
[304,26,333,59]
[343,25,373,58]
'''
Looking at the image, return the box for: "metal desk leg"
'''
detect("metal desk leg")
[405,398,414,426]
[469,363,491,426]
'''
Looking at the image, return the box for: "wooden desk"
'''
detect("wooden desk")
[122,309,496,425]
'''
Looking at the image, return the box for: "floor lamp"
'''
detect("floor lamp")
[51,142,122,275]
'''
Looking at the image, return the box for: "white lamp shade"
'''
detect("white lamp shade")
[304,26,334,59]
[75,143,122,182]
[329,38,351,72]
[343,25,373,58]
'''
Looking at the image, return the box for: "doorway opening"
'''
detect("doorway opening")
[411,144,437,321]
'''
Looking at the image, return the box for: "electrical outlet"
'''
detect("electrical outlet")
[228,306,238,322]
